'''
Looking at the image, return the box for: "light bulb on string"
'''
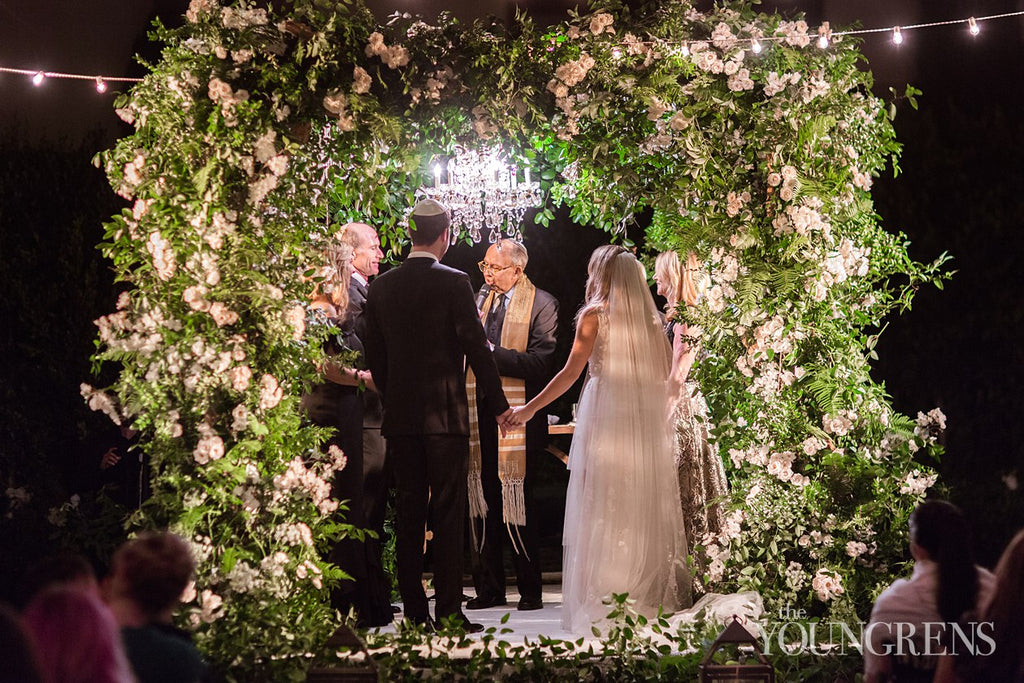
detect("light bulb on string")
[817,33,829,48]
[680,43,690,57]
[893,26,904,45]
[31,71,45,86]
[968,17,980,35]
[611,46,623,59]
[751,38,762,54]
[95,77,107,93]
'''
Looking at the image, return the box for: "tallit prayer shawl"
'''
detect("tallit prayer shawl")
[467,275,535,551]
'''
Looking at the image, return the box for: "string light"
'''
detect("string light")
[0,7,1021,95]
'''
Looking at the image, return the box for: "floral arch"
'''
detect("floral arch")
[91,0,949,676]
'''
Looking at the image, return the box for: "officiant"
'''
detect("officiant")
[467,239,558,612]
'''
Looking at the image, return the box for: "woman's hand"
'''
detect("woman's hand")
[508,405,536,428]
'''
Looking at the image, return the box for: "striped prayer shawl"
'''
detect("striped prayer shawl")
[467,275,535,548]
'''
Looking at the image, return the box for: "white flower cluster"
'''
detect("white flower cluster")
[221,6,268,31]
[801,436,827,455]
[80,384,121,425]
[272,456,339,515]
[273,522,314,547]
[259,374,283,411]
[323,90,355,132]
[410,66,454,106]
[711,22,736,49]
[822,410,857,436]
[549,53,596,93]
[207,77,249,128]
[727,67,754,92]
[185,0,217,23]
[118,152,146,199]
[845,540,872,559]
[811,568,844,601]
[800,73,832,104]
[365,32,410,69]
[900,469,938,496]
[589,12,615,35]
[772,203,830,240]
[766,165,800,203]
[776,20,811,48]
[765,451,810,486]
[193,422,225,465]
[763,71,801,98]
[914,407,947,441]
[785,561,806,591]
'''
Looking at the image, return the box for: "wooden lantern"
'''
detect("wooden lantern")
[699,616,775,683]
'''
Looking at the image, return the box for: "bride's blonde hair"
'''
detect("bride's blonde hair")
[655,250,703,319]
[580,244,630,318]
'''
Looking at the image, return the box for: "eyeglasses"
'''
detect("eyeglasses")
[478,261,514,273]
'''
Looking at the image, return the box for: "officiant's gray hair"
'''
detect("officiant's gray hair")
[494,239,528,269]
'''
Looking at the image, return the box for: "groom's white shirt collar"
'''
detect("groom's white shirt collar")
[352,271,369,287]
[407,250,438,261]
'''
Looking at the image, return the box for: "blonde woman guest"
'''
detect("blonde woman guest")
[303,231,379,625]
[654,250,728,585]
[509,245,691,632]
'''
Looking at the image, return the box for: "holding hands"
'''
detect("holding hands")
[507,405,535,429]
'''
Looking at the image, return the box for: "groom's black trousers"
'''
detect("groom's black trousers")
[389,434,468,623]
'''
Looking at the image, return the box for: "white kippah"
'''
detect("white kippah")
[411,199,448,217]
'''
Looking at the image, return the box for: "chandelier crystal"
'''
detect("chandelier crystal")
[417,146,543,244]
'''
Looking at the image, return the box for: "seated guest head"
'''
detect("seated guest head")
[408,200,450,248]
[106,531,195,626]
[0,603,45,683]
[909,500,980,623]
[970,529,1024,680]
[23,586,134,683]
[17,552,97,610]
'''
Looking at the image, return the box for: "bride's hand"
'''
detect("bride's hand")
[508,406,535,428]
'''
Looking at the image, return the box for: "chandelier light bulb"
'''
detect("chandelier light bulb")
[95,77,107,93]
[968,17,980,35]
[893,26,904,45]
[32,71,45,86]
[817,34,829,49]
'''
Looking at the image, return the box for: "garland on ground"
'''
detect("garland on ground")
[86,0,950,677]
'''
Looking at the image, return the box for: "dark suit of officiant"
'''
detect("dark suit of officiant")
[473,286,558,606]
[363,256,509,624]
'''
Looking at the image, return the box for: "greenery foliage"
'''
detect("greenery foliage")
[79,0,951,677]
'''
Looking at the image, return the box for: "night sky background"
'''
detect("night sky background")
[1,0,1021,571]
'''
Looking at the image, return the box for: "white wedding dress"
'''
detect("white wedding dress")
[561,254,692,633]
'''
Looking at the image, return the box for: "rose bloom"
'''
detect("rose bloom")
[209,302,239,327]
[229,365,252,392]
[259,373,283,410]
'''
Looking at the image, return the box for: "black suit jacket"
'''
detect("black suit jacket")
[363,256,509,438]
[347,275,383,428]
[480,287,559,451]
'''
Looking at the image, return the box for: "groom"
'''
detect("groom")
[363,199,511,632]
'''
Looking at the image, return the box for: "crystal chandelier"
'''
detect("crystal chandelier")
[417,146,543,244]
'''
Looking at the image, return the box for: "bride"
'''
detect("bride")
[509,245,691,632]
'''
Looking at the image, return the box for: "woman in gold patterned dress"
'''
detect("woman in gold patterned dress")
[654,251,729,588]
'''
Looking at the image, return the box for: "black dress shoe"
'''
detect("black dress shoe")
[465,595,507,610]
[517,596,543,611]
[446,614,484,634]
